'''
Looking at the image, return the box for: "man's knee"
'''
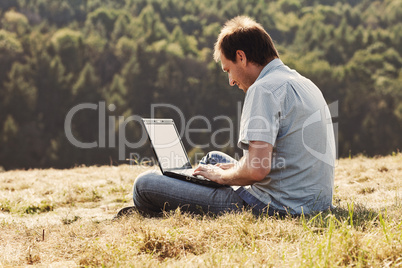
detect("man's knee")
[133,171,148,191]
[132,170,163,215]
[133,170,160,195]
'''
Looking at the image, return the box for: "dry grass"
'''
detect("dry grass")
[0,153,401,267]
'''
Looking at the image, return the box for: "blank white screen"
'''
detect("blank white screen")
[144,123,189,170]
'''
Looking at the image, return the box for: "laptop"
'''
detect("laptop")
[141,118,224,188]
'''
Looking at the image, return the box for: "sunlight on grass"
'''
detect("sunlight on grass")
[0,154,401,267]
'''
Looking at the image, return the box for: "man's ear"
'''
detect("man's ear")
[236,50,247,66]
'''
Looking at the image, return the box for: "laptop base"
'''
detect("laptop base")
[163,171,225,188]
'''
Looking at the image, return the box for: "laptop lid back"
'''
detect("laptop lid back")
[142,118,192,172]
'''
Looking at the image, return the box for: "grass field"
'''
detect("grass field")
[0,153,401,267]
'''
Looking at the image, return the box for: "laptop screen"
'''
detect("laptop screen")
[143,119,192,171]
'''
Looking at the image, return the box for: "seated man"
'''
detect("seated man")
[118,16,335,218]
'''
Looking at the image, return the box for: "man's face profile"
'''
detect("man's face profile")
[220,53,251,93]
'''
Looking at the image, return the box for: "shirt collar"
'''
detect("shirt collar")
[255,58,284,82]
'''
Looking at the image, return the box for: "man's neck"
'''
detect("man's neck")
[243,57,279,92]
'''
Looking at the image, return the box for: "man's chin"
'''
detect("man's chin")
[240,87,248,93]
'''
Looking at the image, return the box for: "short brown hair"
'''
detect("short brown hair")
[213,16,279,66]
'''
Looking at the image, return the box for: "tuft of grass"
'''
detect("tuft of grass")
[61,215,81,225]
[24,200,54,214]
[1,199,54,214]
[378,166,389,172]
[0,199,12,212]
[358,187,376,195]
[138,227,205,260]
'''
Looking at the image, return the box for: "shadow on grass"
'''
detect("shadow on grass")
[299,203,380,231]
[114,201,389,234]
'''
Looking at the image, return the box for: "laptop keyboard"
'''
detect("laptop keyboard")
[178,169,208,180]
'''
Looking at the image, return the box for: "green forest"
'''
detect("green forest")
[0,0,401,170]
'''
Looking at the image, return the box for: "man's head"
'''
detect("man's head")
[213,16,279,66]
[214,16,279,92]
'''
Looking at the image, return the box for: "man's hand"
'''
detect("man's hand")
[193,164,226,185]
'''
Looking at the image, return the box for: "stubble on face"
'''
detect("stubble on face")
[220,52,260,93]
[220,55,247,92]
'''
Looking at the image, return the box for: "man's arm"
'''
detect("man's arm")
[193,141,273,186]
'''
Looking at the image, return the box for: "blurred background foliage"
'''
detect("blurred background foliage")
[0,0,401,169]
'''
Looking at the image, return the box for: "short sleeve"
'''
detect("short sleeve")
[238,86,281,150]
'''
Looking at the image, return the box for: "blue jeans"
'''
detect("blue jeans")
[133,151,286,217]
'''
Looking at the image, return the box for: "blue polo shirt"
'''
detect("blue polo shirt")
[235,59,335,215]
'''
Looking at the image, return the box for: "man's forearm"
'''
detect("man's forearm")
[220,154,270,186]
[219,157,257,186]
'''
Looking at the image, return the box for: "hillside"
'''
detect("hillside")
[1,0,401,169]
[0,153,401,266]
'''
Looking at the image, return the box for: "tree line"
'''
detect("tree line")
[0,0,401,169]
